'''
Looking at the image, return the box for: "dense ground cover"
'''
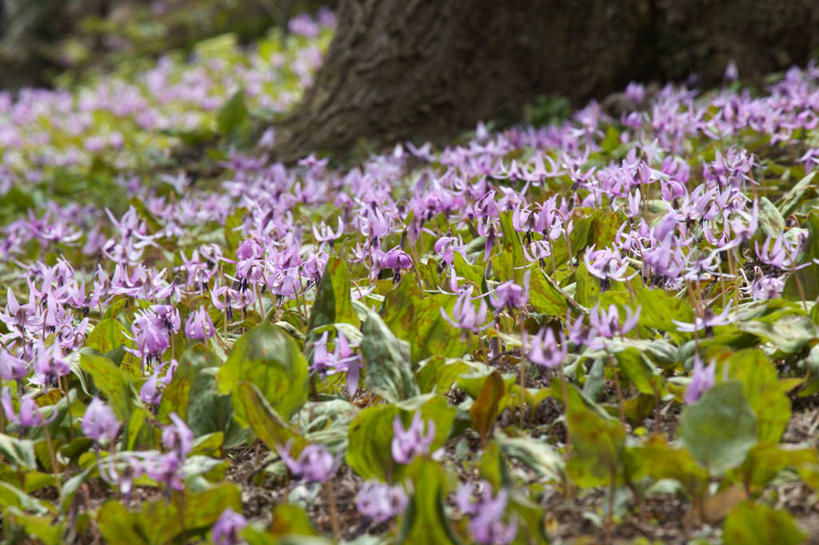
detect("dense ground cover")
[2,10,819,545]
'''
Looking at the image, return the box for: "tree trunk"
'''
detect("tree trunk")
[277,0,819,161]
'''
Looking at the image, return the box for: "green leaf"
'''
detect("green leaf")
[179,483,242,531]
[239,382,303,452]
[360,310,419,402]
[346,404,400,481]
[575,260,600,307]
[634,286,695,334]
[738,315,816,355]
[307,256,360,331]
[528,269,570,316]
[223,207,247,254]
[494,432,565,483]
[98,484,241,545]
[720,349,791,443]
[758,196,785,238]
[492,211,525,283]
[677,381,757,475]
[625,435,708,500]
[0,482,52,515]
[269,503,319,537]
[297,399,359,452]
[723,502,806,545]
[784,211,819,300]
[565,384,625,487]
[98,501,149,545]
[778,170,816,217]
[160,345,235,438]
[589,210,624,249]
[452,252,483,287]
[398,459,460,545]
[616,346,663,396]
[79,348,134,421]
[381,272,467,363]
[736,443,818,491]
[85,318,128,355]
[800,344,819,397]
[125,406,156,450]
[217,90,249,139]
[347,395,454,481]
[4,507,63,545]
[0,434,37,470]
[416,357,471,394]
[469,370,505,442]
[216,323,309,426]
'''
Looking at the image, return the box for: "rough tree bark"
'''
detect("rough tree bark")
[277,0,819,161]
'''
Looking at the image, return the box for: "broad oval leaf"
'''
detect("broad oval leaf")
[360,310,419,402]
[677,381,757,475]
[216,323,309,426]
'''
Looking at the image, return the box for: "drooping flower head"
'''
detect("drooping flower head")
[184,306,215,340]
[528,327,567,369]
[441,286,492,334]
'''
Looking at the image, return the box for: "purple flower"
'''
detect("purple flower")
[311,332,362,396]
[152,304,181,334]
[455,481,517,545]
[211,508,247,545]
[81,398,120,445]
[312,218,344,243]
[672,303,733,337]
[528,328,567,369]
[356,482,408,523]
[128,310,170,361]
[434,236,463,266]
[140,372,162,406]
[1,388,56,430]
[584,245,629,289]
[749,273,785,300]
[278,441,337,483]
[29,341,71,387]
[683,356,716,404]
[625,82,645,103]
[380,247,413,269]
[567,312,592,347]
[391,412,435,464]
[441,287,491,334]
[145,452,183,491]
[0,349,28,381]
[488,272,530,311]
[100,455,143,500]
[587,304,640,346]
[755,234,803,271]
[162,413,194,459]
[798,148,819,173]
[184,306,215,340]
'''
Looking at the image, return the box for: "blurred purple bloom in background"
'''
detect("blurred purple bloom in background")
[211,508,247,545]
[278,441,338,483]
[81,397,120,445]
[356,481,408,523]
[684,356,716,404]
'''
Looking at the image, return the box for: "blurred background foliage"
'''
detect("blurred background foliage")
[0,0,335,89]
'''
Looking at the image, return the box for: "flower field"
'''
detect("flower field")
[2,9,819,545]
